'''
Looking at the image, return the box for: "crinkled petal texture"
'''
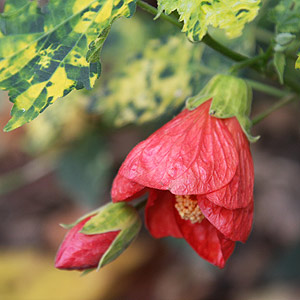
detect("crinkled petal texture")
[206,117,254,209]
[118,100,239,195]
[175,217,235,268]
[145,190,235,268]
[55,216,119,270]
[110,99,254,268]
[198,196,253,242]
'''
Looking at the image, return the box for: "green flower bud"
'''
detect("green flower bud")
[274,33,296,52]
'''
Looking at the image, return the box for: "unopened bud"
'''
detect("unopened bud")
[55,202,141,271]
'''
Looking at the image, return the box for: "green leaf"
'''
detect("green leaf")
[157,0,261,41]
[91,35,202,127]
[274,52,286,84]
[0,0,137,131]
[296,56,300,69]
[269,0,300,33]
[269,0,300,70]
[81,202,142,269]
[86,26,111,63]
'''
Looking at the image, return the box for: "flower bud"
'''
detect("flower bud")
[55,202,142,271]
[186,74,258,142]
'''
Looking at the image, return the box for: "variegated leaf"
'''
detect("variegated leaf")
[157,0,261,41]
[0,0,137,131]
[296,57,300,69]
[92,35,203,127]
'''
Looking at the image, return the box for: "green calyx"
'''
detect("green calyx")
[63,202,142,272]
[186,74,259,142]
[81,202,142,270]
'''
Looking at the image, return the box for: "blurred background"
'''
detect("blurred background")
[1,0,300,299]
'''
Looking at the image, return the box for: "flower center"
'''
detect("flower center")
[175,195,205,224]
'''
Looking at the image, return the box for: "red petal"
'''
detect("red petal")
[55,216,119,270]
[206,117,254,209]
[217,231,236,264]
[145,190,182,238]
[198,196,254,242]
[175,216,235,268]
[119,101,238,195]
[111,173,145,202]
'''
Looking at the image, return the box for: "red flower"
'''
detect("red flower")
[55,216,119,270]
[111,100,254,268]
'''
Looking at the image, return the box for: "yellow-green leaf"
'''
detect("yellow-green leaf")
[157,0,261,41]
[92,35,203,127]
[0,0,137,131]
[296,56,300,69]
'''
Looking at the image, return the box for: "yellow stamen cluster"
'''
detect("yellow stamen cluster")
[175,195,205,224]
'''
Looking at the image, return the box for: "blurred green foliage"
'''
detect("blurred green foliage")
[90,35,203,127]
[56,135,112,207]
[2,9,261,206]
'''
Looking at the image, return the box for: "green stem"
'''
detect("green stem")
[230,56,263,74]
[137,0,300,97]
[190,64,288,98]
[254,27,273,44]
[230,45,273,74]
[137,0,181,29]
[283,76,300,94]
[201,34,248,62]
[246,79,288,98]
[137,0,249,63]
[252,94,298,125]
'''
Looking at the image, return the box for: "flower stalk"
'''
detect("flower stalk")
[137,0,249,63]
[136,0,300,101]
[252,94,298,125]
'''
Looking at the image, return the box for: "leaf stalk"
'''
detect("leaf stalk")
[136,0,300,123]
